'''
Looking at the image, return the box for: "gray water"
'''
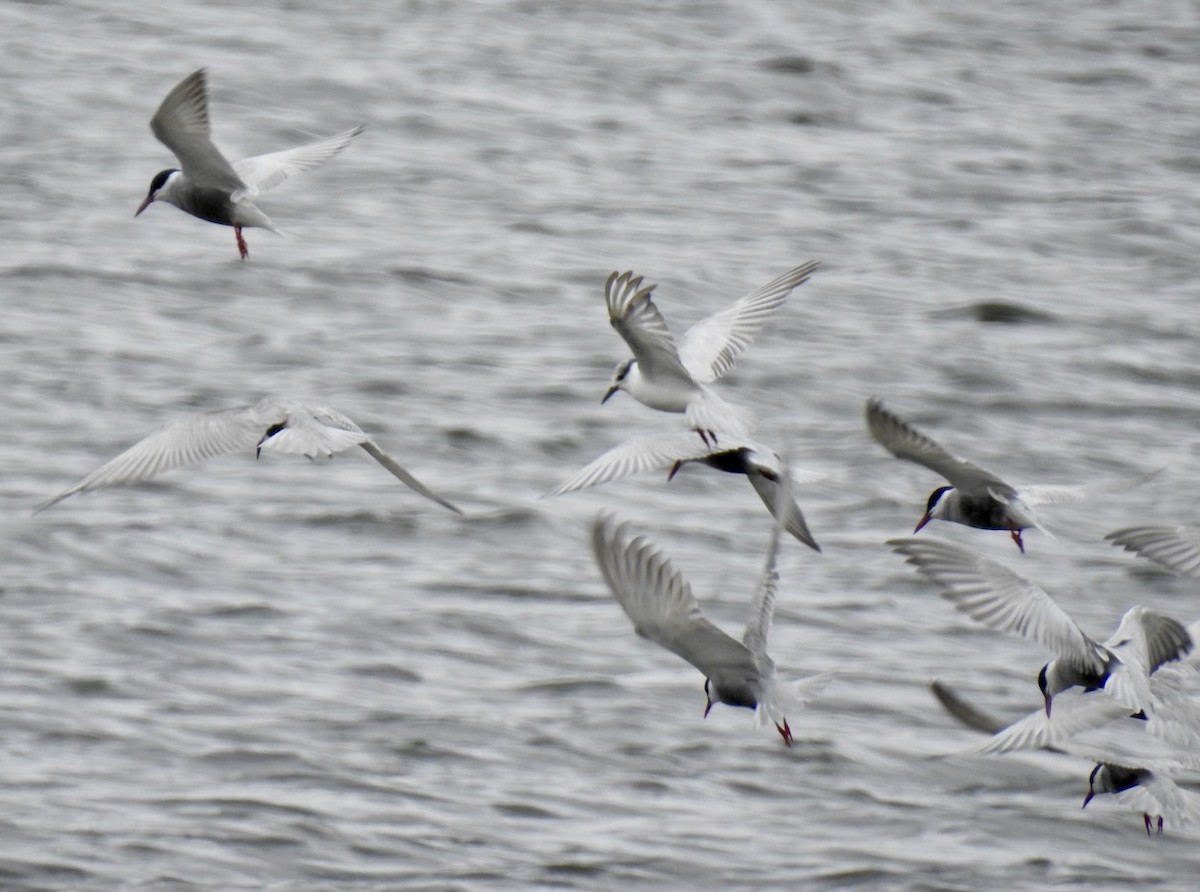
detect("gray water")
[4,0,1200,888]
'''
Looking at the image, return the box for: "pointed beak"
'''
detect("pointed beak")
[913,513,933,534]
[1082,790,1094,809]
[601,384,619,405]
[1043,693,1053,718]
[703,696,713,718]
[667,460,683,481]
[135,195,153,217]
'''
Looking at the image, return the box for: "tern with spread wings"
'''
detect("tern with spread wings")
[868,398,1156,552]
[602,262,819,441]
[136,69,364,259]
[550,431,822,551]
[591,513,830,745]
[37,397,460,515]
[889,537,1192,717]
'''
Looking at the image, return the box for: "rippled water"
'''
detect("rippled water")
[4,0,1200,888]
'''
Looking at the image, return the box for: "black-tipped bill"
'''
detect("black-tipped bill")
[601,385,619,404]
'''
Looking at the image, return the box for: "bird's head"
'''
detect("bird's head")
[136,169,180,216]
[914,485,953,533]
[602,358,635,404]
[1037,663,1054,716]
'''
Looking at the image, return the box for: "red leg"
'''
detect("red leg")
[774,719,793,747]
[1144,813,1152,836]
[1010,528,1025,553]
[235,225,249,260]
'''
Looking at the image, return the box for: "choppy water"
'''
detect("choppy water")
[4,0,1200,888]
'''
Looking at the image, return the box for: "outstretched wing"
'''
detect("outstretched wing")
[866,398,1011,494]
[605,272,693,384]
[677,261,818,383]
[591,515,756,680]
[1107,524,1200,579]
[741,499,785,663]
[546,431,755,496]
[149,68,244,191]
[233,125,365,199]
[36,403,268,511]
[888,537,1107,673]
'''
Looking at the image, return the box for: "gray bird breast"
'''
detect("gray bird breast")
[713,679,758,710]
[951,492,1013,530]
[179,185,238,227]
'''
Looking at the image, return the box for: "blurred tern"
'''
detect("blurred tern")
[136,69,364,259]
[1107,524,1200,579]
[1082,761,1200,836]
[548,431,823,551]
[931,680,1200,835]
[36,396,460,515]
[591,513,830,745]
[889,537,1193,717]
[602,262,819,442]
[868,398,1156,552]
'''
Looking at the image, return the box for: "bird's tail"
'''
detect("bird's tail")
[685,388,754,441]
[754,672,833,731]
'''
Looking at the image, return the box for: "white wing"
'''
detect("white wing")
[605,272,694,385]
[545,431,748,496]
[677,261,819,383]
[591,515,757,681]
[37,398,461,515]
[1017,468,1163,507]
[149,68,244,191]
[1103,607,1193,676]
[358,441,462,515]
[232,125,365,199]
[741,482,786,663]
[968,689,1135,756]
[888,537,1107,672]
[1107,524,1200,579]
[36,401,275,511]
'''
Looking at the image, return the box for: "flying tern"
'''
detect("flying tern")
[889,537,1192,717]
[602,262,819,442]
[591,513,830,745]
[932,679,1200,835]
[36,397,460,515]
[136,68,364,259]
[868,398,1156,552]
[548,430,822,551]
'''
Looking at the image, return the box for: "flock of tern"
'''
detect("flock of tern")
[42,69,1200,837]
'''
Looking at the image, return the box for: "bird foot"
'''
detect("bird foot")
[774,719,793,747]
[1009,528,1025,553]
[235,226,249,260]
[693,428,718,448]
[1144,813,1164,836]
